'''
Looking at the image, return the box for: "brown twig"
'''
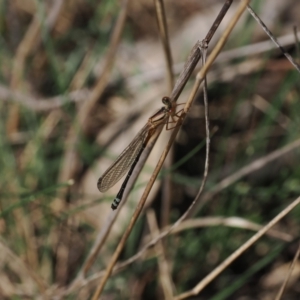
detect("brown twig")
[204,0,233,44]
[293,26,300,62]
[247,5,300,73]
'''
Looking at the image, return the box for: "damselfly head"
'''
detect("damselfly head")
[162,96,172,110]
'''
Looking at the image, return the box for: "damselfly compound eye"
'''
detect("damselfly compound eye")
[162,96,172,110]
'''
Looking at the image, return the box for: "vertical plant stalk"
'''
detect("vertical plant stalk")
[78,0,129,129]
[6,0,63,280]
[147,210,175,299]
[8,0,63,134]
[153,0,174,228]
[154,0,174,91]
[293,26,300,61]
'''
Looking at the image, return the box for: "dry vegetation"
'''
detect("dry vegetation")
[0,0,300,299]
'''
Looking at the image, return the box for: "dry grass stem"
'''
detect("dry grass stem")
[154,0,174,91]
[0,85,89,111]
[147,209,174,299]
[20,111,61,171]
[175,196,300,300]
[190,137,300,216]
[275,243,300,300]
[78,0,129,128]
[251,94,291,130]
[127,31,299,91]
[68,46,94,91]
[218,31,300,62]
[8,1,63,135]
[293,26,300,60]
[151,217,293,242]
[247,5,300,73]
[0,237,48,293]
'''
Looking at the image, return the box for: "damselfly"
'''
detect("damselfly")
[97,96,182,210]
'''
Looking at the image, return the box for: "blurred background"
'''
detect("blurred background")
[0,0,300,299]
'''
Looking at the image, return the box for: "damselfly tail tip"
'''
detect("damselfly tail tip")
[111,197,121,210]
